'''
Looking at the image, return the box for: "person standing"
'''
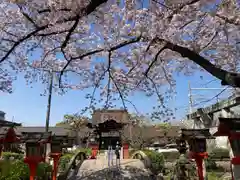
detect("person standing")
[108,145,113,167]
[115,141,120,167]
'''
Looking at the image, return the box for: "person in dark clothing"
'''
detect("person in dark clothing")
[115,141,120,167]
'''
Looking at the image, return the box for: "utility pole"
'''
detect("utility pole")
[45,71,53,133]
[188,81,193,114]
[44,71,54,162]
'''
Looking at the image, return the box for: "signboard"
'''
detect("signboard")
[100,113,117,123]
[101,131,120,137]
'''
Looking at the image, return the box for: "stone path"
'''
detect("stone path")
[69,153,153,180]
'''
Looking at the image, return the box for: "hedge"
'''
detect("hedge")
[2,152,24,160]
[150,148,229,162]
[0,160,52,180]
[143,150,165,175]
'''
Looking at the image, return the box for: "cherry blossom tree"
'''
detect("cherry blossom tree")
[0,0,240,119]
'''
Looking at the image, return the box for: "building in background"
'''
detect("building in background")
[0,111,5,121]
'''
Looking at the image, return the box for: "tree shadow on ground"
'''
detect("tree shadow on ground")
[74,166,155,180]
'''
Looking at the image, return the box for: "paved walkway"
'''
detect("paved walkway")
[69,153,153,180]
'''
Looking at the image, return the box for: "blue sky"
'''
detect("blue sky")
[0,69,228,126]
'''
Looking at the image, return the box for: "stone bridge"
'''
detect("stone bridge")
[59,151,154,180]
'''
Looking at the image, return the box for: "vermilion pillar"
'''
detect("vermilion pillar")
[123,143,129,159]
[50,153,61,180]
[90,143,98,159]
[24,157,43,180]
[228,133,240,180]
[189,152,208,180]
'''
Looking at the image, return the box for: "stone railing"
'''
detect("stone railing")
[131,150,151,168]
[58,151,87,180]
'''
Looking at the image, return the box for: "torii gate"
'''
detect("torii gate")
[187,96,240,179]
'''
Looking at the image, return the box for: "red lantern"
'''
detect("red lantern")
[89,142,98,159]
[181,129,214,180]
[0,127,20,155]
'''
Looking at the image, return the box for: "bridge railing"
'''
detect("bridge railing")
[131,150,151,168]
[57,151,87,180]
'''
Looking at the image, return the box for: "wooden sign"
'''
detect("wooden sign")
[100,113,118,123]
[101,131,120,137]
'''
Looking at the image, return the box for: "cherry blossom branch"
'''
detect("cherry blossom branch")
[167,0,200,21]
[0,0,108,64]
[61,15,80,49]
[17,4,38,28]
[154,38,240,87]
[216,13,240,26]
[105,51,111,108]
[109,71,127,110]
[38,8,71,14]
[58,36,142,86]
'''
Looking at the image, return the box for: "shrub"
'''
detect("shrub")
[143,150,165,175]
[0,160,52,180]
[161,151,180,162]
[58,153,74,172]
[205,157,218,170]
[37,162,52,180]
[2,152,24,160]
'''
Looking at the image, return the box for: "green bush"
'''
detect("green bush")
[37,162,52,180]
[2,152,24,160]
[161,151,180,162]
[0,160,52,180]
[205,158,218,170]
[58,153,74,172]
[143,150,165,175]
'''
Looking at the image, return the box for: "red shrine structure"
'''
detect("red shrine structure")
[213,117,240,180]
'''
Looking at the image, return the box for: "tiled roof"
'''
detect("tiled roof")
[0,120,21,126]
[15,126,74,137]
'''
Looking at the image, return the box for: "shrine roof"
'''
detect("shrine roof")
[180,128,214,139]
[15,126,75,137]
[0,120,21,127]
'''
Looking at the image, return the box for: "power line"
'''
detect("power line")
[188,82,232,112]
[193,87,228,107]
